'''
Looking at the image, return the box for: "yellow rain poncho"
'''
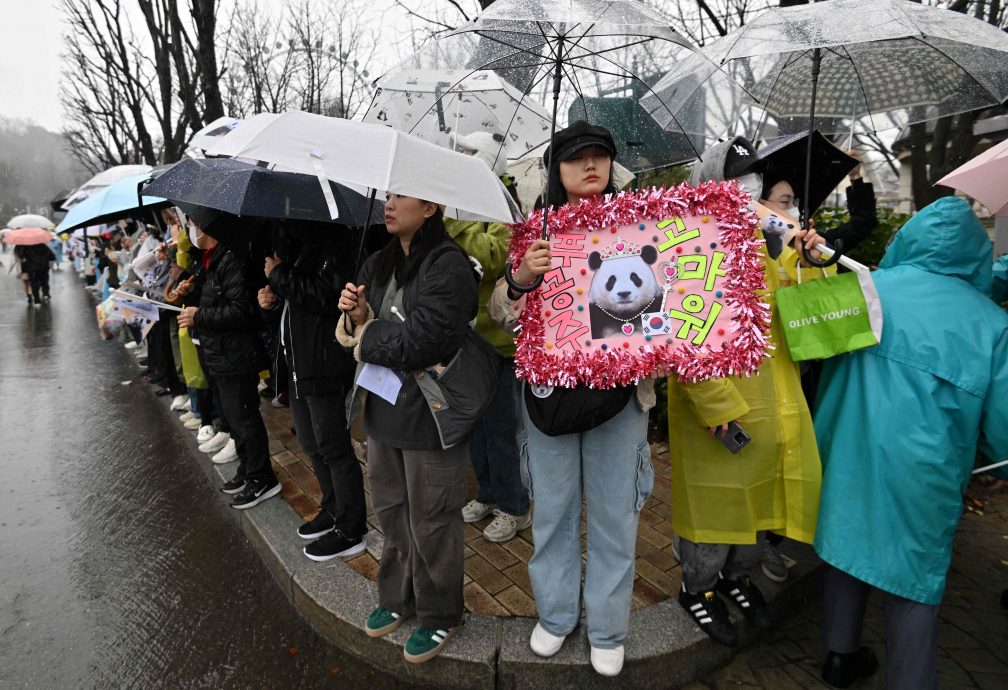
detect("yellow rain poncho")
[667,243,829,545]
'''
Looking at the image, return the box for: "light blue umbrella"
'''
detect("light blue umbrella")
[56,173,167,232]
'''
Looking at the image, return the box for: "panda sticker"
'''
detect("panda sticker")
[586,239,663,339]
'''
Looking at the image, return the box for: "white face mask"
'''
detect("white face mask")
[737,173,763,200]
[188,223,200,247]
[783,206,801,221]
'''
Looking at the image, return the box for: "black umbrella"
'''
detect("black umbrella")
[757,130,857,216]
[142,157,384,227]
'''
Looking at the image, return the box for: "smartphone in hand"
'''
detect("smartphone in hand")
[717,421,751,454]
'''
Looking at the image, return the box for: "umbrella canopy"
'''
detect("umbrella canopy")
[62,164,153,210]
[186,115,243,154]
[644,0,1008,140]
[143,157,384,227]
[364,68,553,161]
[6,214,55,229]
[937,138,1008,216]
[397,0,706,175]
[204,110,522,224]
[2,227,55,246]
[57,173,167,232]
[756,130,857,214]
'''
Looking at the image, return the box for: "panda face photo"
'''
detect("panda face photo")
[587,243,662,338]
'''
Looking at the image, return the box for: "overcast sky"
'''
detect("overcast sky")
[0,2,65,130]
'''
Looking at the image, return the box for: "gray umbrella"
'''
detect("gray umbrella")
[643,0,1008,265]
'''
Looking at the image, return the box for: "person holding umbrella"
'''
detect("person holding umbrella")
[488,121,652,677]
[257,222,367,561]
[446,130,531,544]
[336,194,480,664]
[666,136,827,648]
[176,219,279,510]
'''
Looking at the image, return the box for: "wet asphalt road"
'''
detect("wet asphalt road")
[0,264,417,689]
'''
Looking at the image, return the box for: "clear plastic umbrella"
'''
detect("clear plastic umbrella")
[428,0,708,291]
[62,165,154,210]
[364,68,553,161]
[642,0,1008,266]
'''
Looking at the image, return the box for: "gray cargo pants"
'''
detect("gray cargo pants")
[678,534,764,594]
[367,437,468,630]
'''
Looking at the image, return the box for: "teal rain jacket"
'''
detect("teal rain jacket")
[994,253,1008,303]
[813,197,1008,605]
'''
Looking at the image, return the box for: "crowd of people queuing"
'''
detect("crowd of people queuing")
[52,120,1007,687]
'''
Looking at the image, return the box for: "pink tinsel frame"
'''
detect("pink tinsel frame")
[508,182,771,387]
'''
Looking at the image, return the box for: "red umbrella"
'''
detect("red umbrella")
[2,227,55,245]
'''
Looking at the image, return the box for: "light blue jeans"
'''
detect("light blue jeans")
[522,396,653,649]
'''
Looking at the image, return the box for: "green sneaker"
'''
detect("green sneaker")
[403,626,458,664]
[364,606,411,638]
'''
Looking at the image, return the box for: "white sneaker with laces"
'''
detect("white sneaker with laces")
[183,416,202,430]
[196,425,215,443]
[124,341,138,350]
[170,395,190,411]
[179,411,196,423]
[529,622,566,657]
[590,645,624,677]
[483,509,532,543]
[199,431,230,453]
[212,439,238,464]
[461,499,494,523]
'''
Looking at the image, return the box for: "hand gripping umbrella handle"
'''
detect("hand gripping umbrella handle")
[800,238,844,268]
[503,261,543,293]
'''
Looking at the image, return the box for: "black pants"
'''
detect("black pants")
[148,319,185,395]
[823,565,940,690]
[289,383,366,538]
[214,372,274,485]
[28,270,48,303]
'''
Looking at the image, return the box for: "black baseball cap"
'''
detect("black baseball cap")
[543,120,617,167]
[723,136,761,179]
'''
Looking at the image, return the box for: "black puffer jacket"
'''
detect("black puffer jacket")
[266,235,354,396]
[192,247,267,375]
[358,240,478,370]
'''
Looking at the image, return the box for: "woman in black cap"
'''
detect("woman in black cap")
[488,121,654,678]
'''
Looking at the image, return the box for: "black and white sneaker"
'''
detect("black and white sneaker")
[303,530,366,562]
[221,475,246,495]
[678,585,738,647]
[230,479,281,509]
[716,573,772,629]
[297,512,336,540]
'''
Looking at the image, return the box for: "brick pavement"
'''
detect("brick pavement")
[684,480,1008,689]
[260,401,687,618]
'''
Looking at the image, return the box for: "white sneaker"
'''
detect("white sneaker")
[529,622,566,657]
[196,425,215,443]
[183,416,202,430]
[170,395,190,411]
[212,439,238,464]
[590,645,624,677]
[461,499,494,523]
[199,431,230,453]
[483,509,532,543]
[179,411,196,423]
[124,341,138,350]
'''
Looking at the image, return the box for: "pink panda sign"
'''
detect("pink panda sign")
[508,184,771,387]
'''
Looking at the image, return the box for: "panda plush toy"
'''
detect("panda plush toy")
[587,239,662,338]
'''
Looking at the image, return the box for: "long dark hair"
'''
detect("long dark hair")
[371,205,447,288]
[535,156,619,210]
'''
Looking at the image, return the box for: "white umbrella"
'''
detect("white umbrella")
[186,116,243,155]
[205,110,523,223]
[63,165,154,210]
[6,214,55,229]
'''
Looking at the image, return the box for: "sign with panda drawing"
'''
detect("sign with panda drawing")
[507,184,771,387]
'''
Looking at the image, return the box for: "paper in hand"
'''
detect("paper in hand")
[357,363,404,404]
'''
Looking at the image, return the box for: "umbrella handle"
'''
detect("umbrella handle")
[799,238,843,268]
[503,261,543,293]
